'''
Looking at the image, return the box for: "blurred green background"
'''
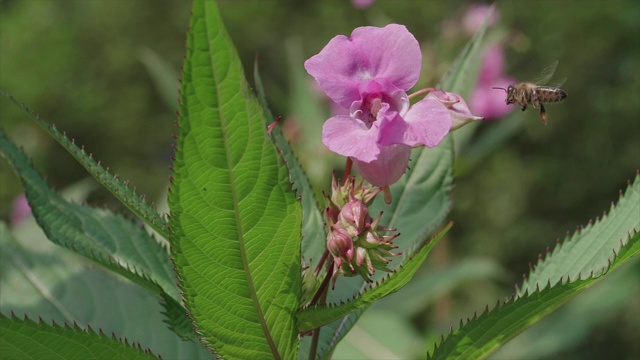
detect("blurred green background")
[1,0,638,359]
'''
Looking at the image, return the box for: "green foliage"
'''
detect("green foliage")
[0,313,159,360]
[0,221,212,359]
[428,231,639,360]
[428,175,640,360]
[0,130,178,299]
[168,1,302,359]
[521,173,640,294]
[0,90,169,239]
[297,223,451,332]
[253,60,327,268]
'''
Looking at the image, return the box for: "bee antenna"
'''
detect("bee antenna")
[492,87,507,92]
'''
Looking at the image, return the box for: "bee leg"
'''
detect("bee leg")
[521,104,527,111]
[539,104,547,125]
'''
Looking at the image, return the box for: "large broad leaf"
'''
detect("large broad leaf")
[312,10,494,358]
[0,90,169,240]
[428,231,639,360]
[520,173,640,294]
[0,131,183,310]
[297,224,451,332]
[168,1,302,359]
[0,313,158,360]
[0,222,212,359]
[253,60,327,268]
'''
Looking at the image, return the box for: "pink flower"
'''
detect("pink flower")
[352,0,375,9]
[304,24,452,187]
[470,45,516,120]
[462,4,499,36]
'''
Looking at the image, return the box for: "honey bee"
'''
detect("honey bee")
[494,61,567,124]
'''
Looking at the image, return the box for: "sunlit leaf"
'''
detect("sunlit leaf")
[168,1,302,359]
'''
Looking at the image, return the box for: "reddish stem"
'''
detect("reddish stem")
[314,250,329,275]
[343,158,353,185]
[310,258,334,307]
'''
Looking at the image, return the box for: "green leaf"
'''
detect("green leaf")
[428,231,639,360]
[0,90,169,240]
[313,10,494,357]
[169,1,302,359]
[0,313,159,360]
[0,221,212,359]
[493,257,639,359]
[520,173,640,294]
[253,59,327,268]
[297,223,451,333]
[0,130,178,300]
[0,130,192,341]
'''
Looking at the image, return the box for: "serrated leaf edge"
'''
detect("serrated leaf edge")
[519,171,640,293]
[0,312,160,358]
[0,90,169,240]
[427,230,639,360]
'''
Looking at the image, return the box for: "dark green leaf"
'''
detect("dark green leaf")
[0,313,159,360]
[0,222,212,359]
[0,90,169,239]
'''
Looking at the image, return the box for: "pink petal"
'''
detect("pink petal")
[379,98,451,148]
[322,115,381,163]
[353,145,411,187]
[304,24,421,108]
[352,0,375,8]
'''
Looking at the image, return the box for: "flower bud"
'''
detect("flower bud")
[338,198,369,236]
[327,228,354,265]
[425,90,483,130]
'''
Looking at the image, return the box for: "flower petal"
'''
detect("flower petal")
[353,144,411,187]
[322,115,380,162]
[379,98,452,148]
[304,24,421,108]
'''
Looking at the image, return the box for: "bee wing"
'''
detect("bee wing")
[549,77,567,88]
[534,60,559,85]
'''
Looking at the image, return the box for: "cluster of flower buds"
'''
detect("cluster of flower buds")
[325,173,401,283]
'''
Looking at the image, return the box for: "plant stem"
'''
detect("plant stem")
[308,261,333,360]
[314,250,329,276]
[343,157,353,185]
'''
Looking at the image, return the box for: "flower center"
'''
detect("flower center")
[361,93,383,126]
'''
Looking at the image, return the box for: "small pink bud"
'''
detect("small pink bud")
[338,199,369,236]
[327,228,354,263]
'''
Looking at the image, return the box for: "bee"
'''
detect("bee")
[494,61,567,124]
